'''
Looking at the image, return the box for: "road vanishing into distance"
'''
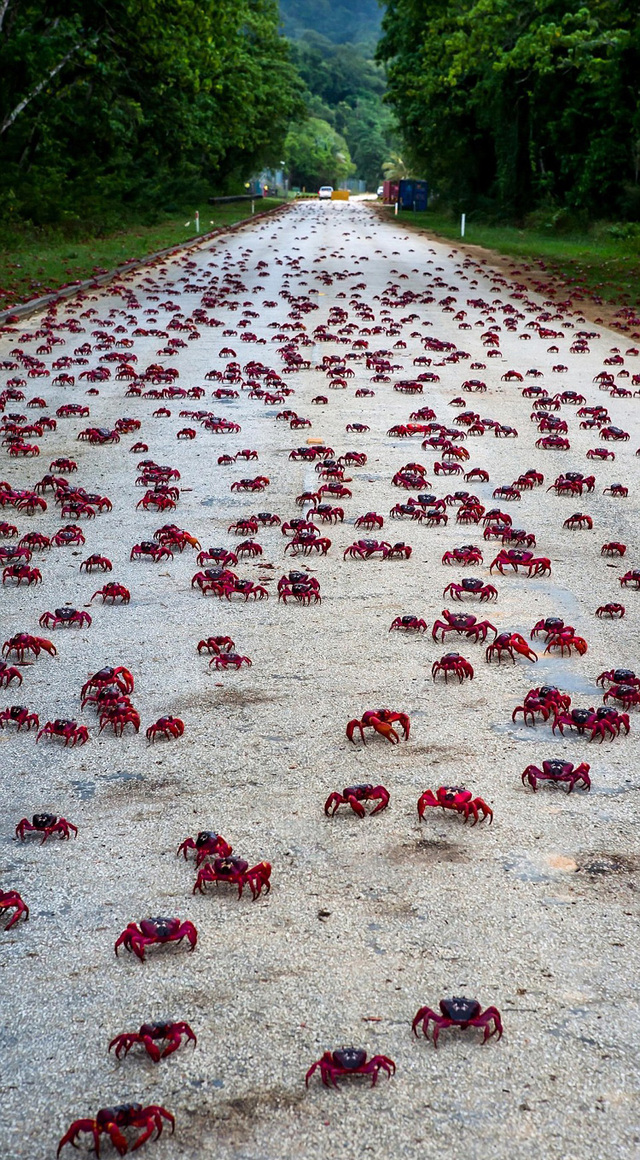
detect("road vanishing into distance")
[2,200,639,1159]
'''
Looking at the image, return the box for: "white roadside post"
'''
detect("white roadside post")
[461,213,466,237]
[195,210,200,234]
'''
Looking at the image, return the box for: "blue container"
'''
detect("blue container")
[398,179,429,211]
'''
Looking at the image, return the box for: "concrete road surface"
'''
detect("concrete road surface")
[1,200,639,1159]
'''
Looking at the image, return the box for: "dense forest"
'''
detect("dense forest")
[0,0,303,228]
[281,0,394,190]
[377,0,640,221]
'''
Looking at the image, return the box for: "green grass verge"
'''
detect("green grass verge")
[0,199,286,311]
[385,207,640,317]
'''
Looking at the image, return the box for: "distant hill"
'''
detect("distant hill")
[279,0,382,47]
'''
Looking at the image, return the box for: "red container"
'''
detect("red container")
[382,180,399,204]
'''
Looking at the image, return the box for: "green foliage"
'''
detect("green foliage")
[377,0,640,219]
[284,116,354,188]
[286,22,397,189]
[0,0,304,226]
[279,0,382,49]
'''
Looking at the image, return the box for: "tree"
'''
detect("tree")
[284,116,355,188]
[377,0,640,219]
[0,0,304,225]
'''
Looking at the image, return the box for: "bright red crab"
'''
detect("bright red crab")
[490,549,551,577]
[512,686,570,725]
[305,1048,395,1088]
[417,786,492,825]
[36,719,89,746]
[80,554,112,572]
[81,666,134,700]
[620,570,640,589]
[130,541,173,563]
[115,915,197,961]
[432,610,497,644]
[432,652,474,682]
[324,784,390,817]
[563,512,593,530]
[442,545,483,566]
[193,856,271,899]
[413,997,502,1048]
[39,608,91,630]
[0,704,39,730]
[544,628,588,656]
[197,635,235,655]
[389,614,428,633]
[346,709,410,744]
[3,633,56,661]
[177,830,233,864]
[210,652,252,670]
[2,563,42,586]
[522,759,591,792]
[109,1020,197,1062]
[486,633,537,663]
[553,705,629,742]
[443,578,497,603]
[0,888,29,929]
[92,583,131,604]
[0,660,22,687]
[57,1102,175,1156]
[596,603,625,618]
[15,812,78,842]
[146,715,184,742]
[601,542,626,556]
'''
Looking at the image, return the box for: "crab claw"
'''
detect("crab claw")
[510,634,538,661]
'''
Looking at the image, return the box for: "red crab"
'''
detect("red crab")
[442,545,483,566]
[306,1047,395,1088]
[92,583,131,604]
[177,831,232,863]
[417,786,492,825]
[343,539,390,560]
[3,633,56,661]
[597,667,639,689]
[354,512,384,530]
[432,610,496,644]
[146,715,184,742]
[486,633,537,663]
[0,888,29,929]
[324,784,390,817]
[115,915,197,961]
[512,686,570,725]
[80,554,112,572]
[522,759,591,793]
[196,636,235,657]
[530,616,567,641]
[52,526,85,547]
[209,652,252,670]
[36,719,89,746]
[601,542,626,556]
[82,666,134,701]
[552,705,629,742]
[0,704,39,730]
[603,483,628,498]
[544,628,588,656]
[563,512,593,530]
[389,614,428,633]
[193,856,271,899]
[130,541,173,563]
[109,1020,197,1062]
[620,570,640,589]
[432,652,474,682]
[2,563,42,586]
[311,504,344,524]
[413,997,503,1048]
[57,1102,175,1156]
[490,549,551,577]
[443,578,497,603]
[0,661,22,687]
[15,813,78,842]
[39,608,92,630]
[596,603,625,618]
[346,709,410,745]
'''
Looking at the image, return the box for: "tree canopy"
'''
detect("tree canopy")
[377,0,640,219]
[0,0,304,226]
